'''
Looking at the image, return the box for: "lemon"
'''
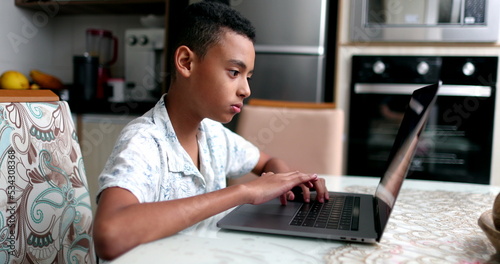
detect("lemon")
[29,83,41,90]
[0,70,30,89]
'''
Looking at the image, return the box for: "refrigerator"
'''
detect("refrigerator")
[230,0,334,103]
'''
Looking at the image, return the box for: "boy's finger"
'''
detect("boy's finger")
[280,193,288,205]
[301,185,311,203]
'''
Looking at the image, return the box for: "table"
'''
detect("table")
[109,176,500,264]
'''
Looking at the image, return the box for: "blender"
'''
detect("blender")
[86,29,118,100]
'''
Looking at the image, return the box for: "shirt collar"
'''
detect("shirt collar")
[152,94,201,176]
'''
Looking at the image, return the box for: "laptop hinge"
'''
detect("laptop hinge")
[373,197,383,241]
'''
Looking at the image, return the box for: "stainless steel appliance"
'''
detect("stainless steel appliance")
[230,0,336,102]
[347,55,498,184]
[125,28,165,102]
[351,0,500,42]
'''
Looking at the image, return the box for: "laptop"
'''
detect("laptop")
[217,82,440,243]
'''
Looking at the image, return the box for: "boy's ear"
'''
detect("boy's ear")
[175,45,195,78]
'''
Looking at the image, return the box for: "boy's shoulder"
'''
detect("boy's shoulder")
[116,107,167,141]
[123,98,170,132]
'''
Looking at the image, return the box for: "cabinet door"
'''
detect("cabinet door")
[79,114,136,213]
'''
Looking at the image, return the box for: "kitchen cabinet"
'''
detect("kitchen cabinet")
[15,0,166,15]
[77,114,137,213]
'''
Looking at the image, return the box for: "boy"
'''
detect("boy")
[93,2,330,260]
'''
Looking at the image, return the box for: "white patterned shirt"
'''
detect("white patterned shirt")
[97,95,260,203]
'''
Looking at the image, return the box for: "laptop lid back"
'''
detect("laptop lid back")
[373,83,439,239]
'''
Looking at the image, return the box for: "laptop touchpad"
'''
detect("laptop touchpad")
[238,199,302,216]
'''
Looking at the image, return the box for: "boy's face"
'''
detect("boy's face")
[189,31,255,123]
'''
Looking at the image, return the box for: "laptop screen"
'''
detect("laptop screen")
[374,83,439,238]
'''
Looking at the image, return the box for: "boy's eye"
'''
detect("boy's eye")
[229,70,239,77]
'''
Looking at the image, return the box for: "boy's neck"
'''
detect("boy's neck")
[164,91,200,142]
[164,91,201,169]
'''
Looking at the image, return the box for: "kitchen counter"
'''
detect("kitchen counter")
[67,100,155,116]
[49,88,156,115]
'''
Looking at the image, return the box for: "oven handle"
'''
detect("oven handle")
[354,84,493,97]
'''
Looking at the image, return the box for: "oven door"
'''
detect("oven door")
[347,83,494,184]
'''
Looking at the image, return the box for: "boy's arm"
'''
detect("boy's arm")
[93,170,318,261]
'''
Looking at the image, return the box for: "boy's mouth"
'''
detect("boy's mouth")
[231,103,242,113]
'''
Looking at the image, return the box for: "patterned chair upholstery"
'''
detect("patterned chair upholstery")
[0,91,95,264]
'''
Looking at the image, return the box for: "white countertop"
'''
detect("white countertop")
[109,175,500,264]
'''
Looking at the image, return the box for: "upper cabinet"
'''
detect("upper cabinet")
[15,0,166,15]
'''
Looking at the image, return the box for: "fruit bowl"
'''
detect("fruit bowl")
[479,209,500,252]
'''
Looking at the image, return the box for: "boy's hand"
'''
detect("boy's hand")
[242,171,328,205]
[284,178,330,205]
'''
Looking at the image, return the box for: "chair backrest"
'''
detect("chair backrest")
[0,90,95,264]
[236,99,344,176]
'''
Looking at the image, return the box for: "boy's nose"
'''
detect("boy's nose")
[239,80,251,98]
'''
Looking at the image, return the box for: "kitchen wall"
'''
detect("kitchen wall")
[0,1,144,84]
[0,2,52,78]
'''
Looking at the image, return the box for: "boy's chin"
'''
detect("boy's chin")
[220,117,234,124]
[212,115,235,124]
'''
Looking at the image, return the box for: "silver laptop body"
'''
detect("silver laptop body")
[217,83,440,243]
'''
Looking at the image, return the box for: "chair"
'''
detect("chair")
[0,90,95,263]
[229,99,344,185]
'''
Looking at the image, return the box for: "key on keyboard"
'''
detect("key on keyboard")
[290,196,360,231]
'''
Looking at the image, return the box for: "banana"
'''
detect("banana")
[30,70,64,89]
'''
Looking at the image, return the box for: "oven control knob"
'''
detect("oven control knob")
[462,62,475,76]
[417,61,430,75]
[373,61,386,74]
[139,35,149,45]
[127,35,137,46]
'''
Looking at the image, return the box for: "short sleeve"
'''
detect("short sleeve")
[97,120,164,203]
[221,126,260,179]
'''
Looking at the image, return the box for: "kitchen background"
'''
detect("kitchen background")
[337,0,500,187]
[0,0,166,212]
[3,0,500,212]
[0,2,147,85]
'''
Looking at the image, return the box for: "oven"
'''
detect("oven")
[347,55,497,184]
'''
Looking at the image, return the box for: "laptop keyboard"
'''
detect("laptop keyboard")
[290,196,360,231]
